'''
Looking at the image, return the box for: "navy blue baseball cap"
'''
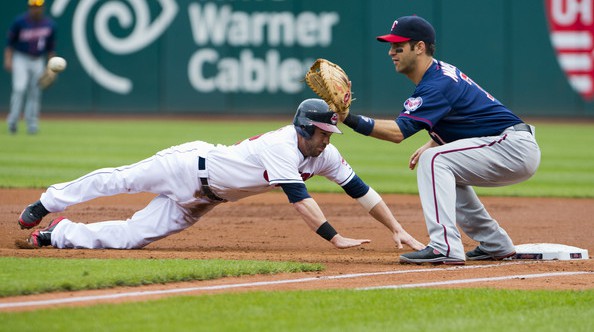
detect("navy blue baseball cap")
[376,16,435,44]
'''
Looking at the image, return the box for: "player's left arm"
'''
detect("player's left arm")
[315,146,422,250]
[342,176,425,250]
[409,139,439,170]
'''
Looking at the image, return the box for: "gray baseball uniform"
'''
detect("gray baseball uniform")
[5,5,56,134]
[395,60,540,261]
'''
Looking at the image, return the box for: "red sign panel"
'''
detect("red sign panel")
[545,0,594,101]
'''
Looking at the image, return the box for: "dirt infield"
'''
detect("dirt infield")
[1,189,593,311]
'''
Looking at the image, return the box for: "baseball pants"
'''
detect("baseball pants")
[7,51,45,134]
[41,141,220,249]
[416,126,541,260]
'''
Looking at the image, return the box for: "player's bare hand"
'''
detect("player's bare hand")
[409,140,438,170]
[4,59,12,72]
[408,148,423,170]
[393,230,425,251]
[330,234,371,249]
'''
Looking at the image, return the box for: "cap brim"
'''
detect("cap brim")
[376,34,411,43]
[312,122,342,134]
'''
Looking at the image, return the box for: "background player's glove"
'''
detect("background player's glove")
[304,58,352,116]
[38,68,57,90]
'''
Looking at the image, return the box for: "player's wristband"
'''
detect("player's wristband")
[316,221,338,241]
[343,113,375,136]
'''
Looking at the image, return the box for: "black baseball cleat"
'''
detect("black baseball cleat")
[399,246,465,265]
[18,200,50,229]
[28,217,65,247]
[466,246,516,261]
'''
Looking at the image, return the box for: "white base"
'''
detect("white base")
[514,243,589,260]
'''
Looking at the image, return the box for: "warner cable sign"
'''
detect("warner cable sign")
[50,0,339,95]
[187,3,337,94]
[546,0,594,101]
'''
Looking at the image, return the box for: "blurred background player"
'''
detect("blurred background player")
[4,0,56,135]
[18,98,424,252]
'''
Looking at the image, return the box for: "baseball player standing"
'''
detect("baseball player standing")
[18,98,425,252]
[4,0,56,135]
[337,16,541,264]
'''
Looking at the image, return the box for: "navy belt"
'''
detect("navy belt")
[512,123,532,135]
[198,157,225,201]
[513,122,532,134]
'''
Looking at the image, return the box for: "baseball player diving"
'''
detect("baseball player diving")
[17,98,425,252]
[333,16,541,264]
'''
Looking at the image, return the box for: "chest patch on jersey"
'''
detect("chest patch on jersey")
[404,97,423,113]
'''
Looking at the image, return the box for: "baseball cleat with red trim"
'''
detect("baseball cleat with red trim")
[399,246,465,265]
[18,200,49,229]
[28,217,65,247]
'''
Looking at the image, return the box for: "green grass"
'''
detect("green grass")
[2,119,593,197]
[0,257,322,297]
[1,288,593,331]
[1,119,593,330]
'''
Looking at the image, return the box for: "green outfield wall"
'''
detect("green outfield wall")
[1,0,593,117]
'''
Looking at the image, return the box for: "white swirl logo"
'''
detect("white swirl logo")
[51,0,178,94]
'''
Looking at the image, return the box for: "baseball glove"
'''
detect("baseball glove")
[38,68,57,90]
[304,58,352,116]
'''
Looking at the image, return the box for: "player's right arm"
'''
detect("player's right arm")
[279,183,371,249]
[368,119,406,143]
[4,47,13,72]
[5,18,20,73]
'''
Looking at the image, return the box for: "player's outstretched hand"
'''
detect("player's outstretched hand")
[330,234,371,249]
[393,230,425,251]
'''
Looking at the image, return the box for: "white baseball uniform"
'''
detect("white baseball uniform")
[42,125,356,248]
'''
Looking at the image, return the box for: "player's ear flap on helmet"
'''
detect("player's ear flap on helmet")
[295,124,314,139]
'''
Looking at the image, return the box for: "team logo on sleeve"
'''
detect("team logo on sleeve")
[341,157,350,168]
[545,0,594,101]
[404,97,423,113]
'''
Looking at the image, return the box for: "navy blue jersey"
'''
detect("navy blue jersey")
[6,13,56,57]
[396,60,522,144]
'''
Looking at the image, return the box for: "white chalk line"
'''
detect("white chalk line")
[358,271,593,290]
[0,261,588,309]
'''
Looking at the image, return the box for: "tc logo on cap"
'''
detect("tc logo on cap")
[377,16,436,44]
[391,20,398,31]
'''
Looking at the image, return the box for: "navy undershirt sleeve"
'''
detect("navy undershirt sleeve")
[279,182,311,203]
[341,175,369,198]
